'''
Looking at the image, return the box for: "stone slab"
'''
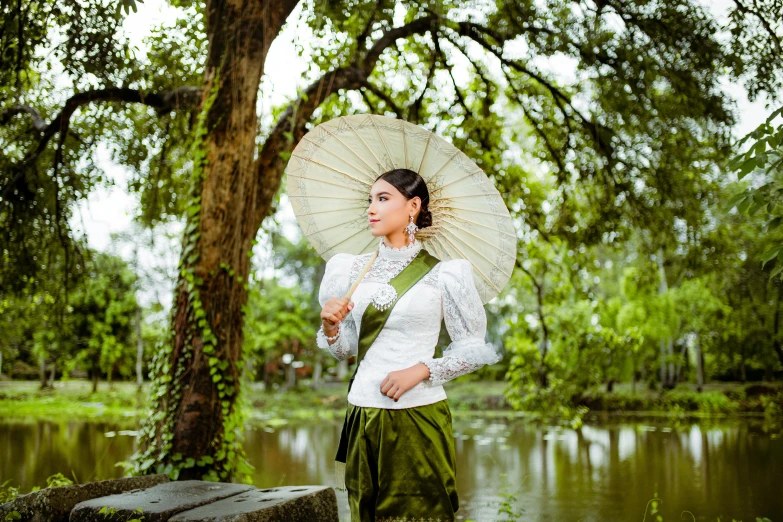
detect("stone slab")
[0,475,169,522]
[69,481,254,522]
[169,486,339,522]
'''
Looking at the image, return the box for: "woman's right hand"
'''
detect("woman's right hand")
[321,297,354,335]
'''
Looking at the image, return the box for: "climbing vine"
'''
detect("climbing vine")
[127,67,253,484]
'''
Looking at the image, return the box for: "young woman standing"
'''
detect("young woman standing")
[316,168,503,521]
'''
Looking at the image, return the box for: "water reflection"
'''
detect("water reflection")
[1,416,781,521]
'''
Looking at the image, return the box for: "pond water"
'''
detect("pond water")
[1,415,781,521]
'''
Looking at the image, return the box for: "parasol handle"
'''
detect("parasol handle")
[343,250,378,300]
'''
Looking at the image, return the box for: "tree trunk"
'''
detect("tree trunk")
[137,0,301,481]
[675,342,687,386]
[606,379,615,393]
[657,249,675,388]
[39,355,46,390]
[695,332,704,392]
[48,361,56,388]
[92,367,98,394]
[311,352,322,390]
[245,356,255,381]
[773,287,783,366]
[535,275,549,389]
[0,350,3,376]
[285,363,296,391]
[337,359,348,381]
[263,353,272,391]
[739,343,747,382]
[640,363,645,391]
[136,305,144,392]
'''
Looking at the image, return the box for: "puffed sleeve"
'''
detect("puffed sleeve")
[417,258,502,386]
[315,253,359,361]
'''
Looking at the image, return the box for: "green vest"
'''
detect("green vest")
[334,247,440,464]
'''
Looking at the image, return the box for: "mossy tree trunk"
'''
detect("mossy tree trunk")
[138,0,300,481]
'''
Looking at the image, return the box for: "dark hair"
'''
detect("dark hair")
[375,168,432,228]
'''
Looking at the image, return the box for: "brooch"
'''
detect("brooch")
[371,283,398,311]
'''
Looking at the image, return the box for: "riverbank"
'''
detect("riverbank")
[1,379,781,422]
[0,379,513,420]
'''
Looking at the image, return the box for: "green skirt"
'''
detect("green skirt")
[342,398,459,522]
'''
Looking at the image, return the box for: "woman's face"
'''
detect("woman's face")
[367,179,419,237]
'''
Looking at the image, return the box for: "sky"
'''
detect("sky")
[69,0,776,309]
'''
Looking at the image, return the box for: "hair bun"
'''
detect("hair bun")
[417,206,433,229]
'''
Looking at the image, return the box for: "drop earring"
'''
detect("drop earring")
[405,215,418,244]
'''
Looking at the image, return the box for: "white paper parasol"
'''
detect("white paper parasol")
[285,114,517,303]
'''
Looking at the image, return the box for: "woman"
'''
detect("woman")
[316,168,502,521]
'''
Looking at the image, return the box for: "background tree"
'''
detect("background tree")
[64,252,139,392]
[243,278,314,391]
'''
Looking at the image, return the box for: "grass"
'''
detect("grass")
[0,378,516,422]
[1,378,781,423]
[580,381,783,416]
[0,380,147,420]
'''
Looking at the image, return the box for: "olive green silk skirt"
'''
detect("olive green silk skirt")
[342,398,459,522]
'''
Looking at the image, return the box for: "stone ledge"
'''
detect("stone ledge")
[169,486,338,521]
[0,474,170,522]
[69,481,339,522]
[70,481,254,522]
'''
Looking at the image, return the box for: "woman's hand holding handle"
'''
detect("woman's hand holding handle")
[321,297,354,337]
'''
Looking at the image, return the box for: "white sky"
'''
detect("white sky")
[70,0,776,309]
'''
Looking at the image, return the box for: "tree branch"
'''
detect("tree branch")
[355,0,381,58]
[359,79,402,117]
[254,16,437,227]
[1,85,201,205]
[733,0,783,55]
[0,105,47,131]
[365,16,434,72]
[453,22,617,161]
[360,87,377,112]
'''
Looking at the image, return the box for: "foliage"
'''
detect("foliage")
[64,253,139,384]
[728,107,783,280]
[98,506,145,522]
[0,480,19,504]
[0,250,139,386]
[242,279,315,384]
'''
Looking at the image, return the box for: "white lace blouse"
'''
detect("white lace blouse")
[315,238,502,409]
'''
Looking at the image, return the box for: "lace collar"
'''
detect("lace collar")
[378,238,422,260]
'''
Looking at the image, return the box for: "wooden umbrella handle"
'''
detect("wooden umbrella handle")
[343,250,378,300]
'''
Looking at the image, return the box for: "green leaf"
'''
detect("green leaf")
[737,195,753,214]
[197,455,214,466]
[725,193,747,211]
[767,106,783,124]
[761,246,782,267]
[737,157,757,179]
